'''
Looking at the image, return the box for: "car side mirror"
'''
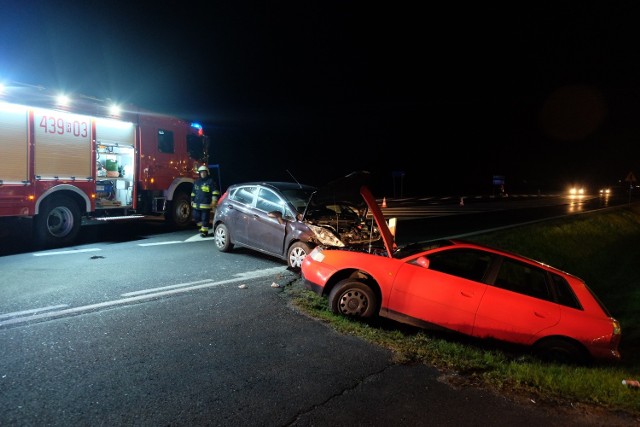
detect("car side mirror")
[416,256,430,269]
[267,211,282,224]
[268,211,286,224]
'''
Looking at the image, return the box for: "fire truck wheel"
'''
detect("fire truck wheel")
[34,195,81,248]
[167,192,192,228]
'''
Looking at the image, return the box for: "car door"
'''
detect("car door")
[472,256,561,345]
[387,248,491,336]
[244,186,289,256]
[226,185,258,246]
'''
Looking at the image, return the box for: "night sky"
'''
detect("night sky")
[2,1,640,196]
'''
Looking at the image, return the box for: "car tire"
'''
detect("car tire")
[214,223,233,252]
[287,241,312,270]
[532,337,589,365]
[329,279,377,318]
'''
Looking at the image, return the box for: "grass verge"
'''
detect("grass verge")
[284,204,640,418]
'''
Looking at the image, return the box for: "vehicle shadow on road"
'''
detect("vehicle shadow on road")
[0,218,181,257]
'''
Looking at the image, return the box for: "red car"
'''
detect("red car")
[301,185,622,363]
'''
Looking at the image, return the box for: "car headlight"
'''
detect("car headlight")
[307,224,345,247]
[309,247,325,262]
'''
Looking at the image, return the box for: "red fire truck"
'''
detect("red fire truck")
[0,82,210,248]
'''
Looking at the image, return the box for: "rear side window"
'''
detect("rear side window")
[549,273,582,310]
[494,258,552,302]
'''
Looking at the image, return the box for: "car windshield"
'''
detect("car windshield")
[393,240,455,259]
[279,188,315,213]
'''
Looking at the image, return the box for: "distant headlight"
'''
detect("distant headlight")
[599,188,611,195]
[569,187,585,196]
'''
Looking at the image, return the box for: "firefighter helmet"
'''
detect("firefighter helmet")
[197,165,209,173]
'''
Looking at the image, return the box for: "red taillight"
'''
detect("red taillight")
[611,319,622,346]
[612,319,622,336]
[218,191,228,204]
[607,319,623,361]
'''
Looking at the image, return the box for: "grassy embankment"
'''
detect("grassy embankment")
[285,204,640,416]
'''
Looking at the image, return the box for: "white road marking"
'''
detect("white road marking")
[32,235,207,256]
[122,279,216,296]
[137,241,183,246]
[33,248,101,256]
[183,235,212,243]
[0,267,289,327]
[0,304,69,319]
[122,266,289,297]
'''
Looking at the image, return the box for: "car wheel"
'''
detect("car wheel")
[532,337,589,365]
[287,241,312,270]
[214,223,233,252]
[329,279,377,318]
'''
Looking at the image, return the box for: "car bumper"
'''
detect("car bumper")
[301,250,338,296]
[588,347,621,362]
[302,278,324,295]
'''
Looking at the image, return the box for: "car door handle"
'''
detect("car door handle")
[460,290,473,298]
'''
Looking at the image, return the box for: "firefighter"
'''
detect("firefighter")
[191,165,220,237]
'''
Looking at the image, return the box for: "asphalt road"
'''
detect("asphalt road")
[0,249,624,426]
[0,195,638,426]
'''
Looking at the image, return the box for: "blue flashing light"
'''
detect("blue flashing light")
[191,122,204,136]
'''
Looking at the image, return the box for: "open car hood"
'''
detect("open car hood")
[359,185,397,257]
[308,170,372,209]
[303,171,396,256]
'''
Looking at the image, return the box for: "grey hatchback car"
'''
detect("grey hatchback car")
[212,176,381,269]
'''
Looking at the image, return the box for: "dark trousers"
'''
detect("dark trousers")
[193,209,211,230]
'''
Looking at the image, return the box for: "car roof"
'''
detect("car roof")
[227,172,372,199]
[446,239,580,277]
[228,181,316,192]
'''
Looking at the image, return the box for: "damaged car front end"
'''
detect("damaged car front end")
[212,171,384,269]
